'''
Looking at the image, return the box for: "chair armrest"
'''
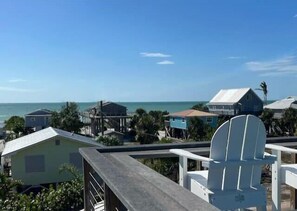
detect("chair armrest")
[266,144,297,154]
[169,149,213,162]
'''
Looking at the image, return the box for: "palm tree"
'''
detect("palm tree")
[256,81,268,105]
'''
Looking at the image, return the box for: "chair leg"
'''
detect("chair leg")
[271,150,281,211]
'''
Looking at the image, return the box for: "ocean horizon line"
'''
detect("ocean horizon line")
[0,100,208,104]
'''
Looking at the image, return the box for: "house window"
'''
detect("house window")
[69,152,82,169]
[55,140,60,145]
[206,117,213,124]
[172,118,175,121]
[31,117,35,121]
[182,118,185,122]
[25,155,45,173]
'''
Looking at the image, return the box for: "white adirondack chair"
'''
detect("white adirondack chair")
[170,115,276,210]
[265,144,297,211]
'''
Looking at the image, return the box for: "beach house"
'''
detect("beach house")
[207,88,263,116]
[1,127,101,187]
[82,101,129,136]
[25,109,53,131]
[165,109,218,139]
[264,96,297,119]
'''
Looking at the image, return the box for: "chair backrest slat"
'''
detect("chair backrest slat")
[223,115,246,190]
[238,115,260,189]
[208,121,230,190]
[251,120,266,187]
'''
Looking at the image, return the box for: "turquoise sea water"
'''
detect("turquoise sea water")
[0,101,205,122]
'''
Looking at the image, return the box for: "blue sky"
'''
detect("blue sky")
[0,0,297,103]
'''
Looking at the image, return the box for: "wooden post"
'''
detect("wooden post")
[104,183,127,211]
[290,153,297,210]
[83,159,91,211]
[124,118,127,133]
[100,101,104,136]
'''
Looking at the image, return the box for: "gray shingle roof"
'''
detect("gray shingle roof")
[2,127,102,156]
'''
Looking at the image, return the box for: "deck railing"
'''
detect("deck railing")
[80,137,297,211]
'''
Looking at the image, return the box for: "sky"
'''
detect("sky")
[1,0,297,103]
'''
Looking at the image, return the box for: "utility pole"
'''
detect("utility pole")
[100,101,104,136]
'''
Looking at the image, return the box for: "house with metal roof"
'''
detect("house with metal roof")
[1,127,102,187]
[207,88,263,116]
[25,109,53,131]
[264,96,297,119]
[165,109,218,139]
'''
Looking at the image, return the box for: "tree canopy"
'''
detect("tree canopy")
[260,108,274,133]
[187,117,214,141]
[4,116,25,134]
[51,102,83,133]
[256,81,268,105]
[191,103,209,112]
[96,136,123,146]
[135,113,159,144]
[0,164,84,210]
[281,108,297,136]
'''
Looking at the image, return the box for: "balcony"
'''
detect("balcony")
[79,137,297,211]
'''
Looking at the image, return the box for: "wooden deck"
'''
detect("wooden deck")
[80,137,297,211]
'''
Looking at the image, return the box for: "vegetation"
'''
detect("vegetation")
[51,102,83,133]
[187,117,214,141]
[4,116,25,141]
[256,81,268,105]
[259,107,297,137]
[0,164,83,211]
[96,136,123,146]
[4,116,25,134]
[130,108,167,144]
[191,103,209,112]
[280,108,297,136]
[135,114,159,144]
[260,108,274,134]
[158,137,174,144]
[148,110,169,129]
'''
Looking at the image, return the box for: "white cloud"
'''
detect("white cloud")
[245,55,297,76]
[157,60,175,65]
[0,86,38,93]
[8,78,26,83]
[140,52,171,58]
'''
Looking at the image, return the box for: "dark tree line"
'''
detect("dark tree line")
[261,108,297,136]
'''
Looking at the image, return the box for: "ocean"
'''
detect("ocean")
[0,101,205,122]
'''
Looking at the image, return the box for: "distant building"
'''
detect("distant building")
[207,88,263,116]
[165,109,218,139]
[82,101,130,136]
[1,127,102,187]
[25,109,52,131]
[264,96,297,119]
